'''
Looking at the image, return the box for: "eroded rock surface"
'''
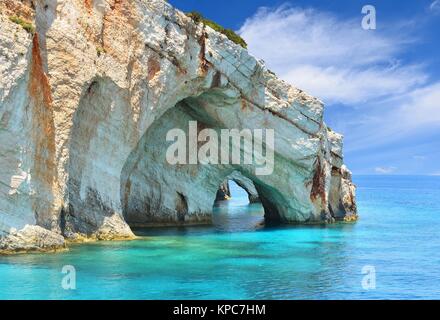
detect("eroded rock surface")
[0,225,66,254]
[0,0,357,253]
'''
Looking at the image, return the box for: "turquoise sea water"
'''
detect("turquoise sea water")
[0,176,439,299]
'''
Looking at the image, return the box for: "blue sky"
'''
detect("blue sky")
[169,0,440,175]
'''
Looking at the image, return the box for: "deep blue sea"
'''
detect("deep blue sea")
[0,176,439,299]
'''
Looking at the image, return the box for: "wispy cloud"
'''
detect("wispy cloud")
[281,64,426,105]
[239,5,427,105]
[375,166,397,174]
[344,81,440,152]
[430,0,440,14]
[398,82,440,128]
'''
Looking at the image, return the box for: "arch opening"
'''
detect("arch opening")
[214,173,261,204]
[120,88,285,230]
[212,180,265,232]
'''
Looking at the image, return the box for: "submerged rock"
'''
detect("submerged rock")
[0,0,357,253]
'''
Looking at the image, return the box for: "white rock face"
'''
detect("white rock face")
[0,0,357,253]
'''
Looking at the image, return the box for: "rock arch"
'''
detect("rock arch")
[0,0,357,252]
[119,88,288,227]
[215,171,261,204]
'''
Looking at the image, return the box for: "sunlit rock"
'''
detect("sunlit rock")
[0,0,357,253]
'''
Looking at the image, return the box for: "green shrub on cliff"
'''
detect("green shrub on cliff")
[9,16,35,34]
[186,11,247,49]
[221,28,247,49]
[186,11,203,24]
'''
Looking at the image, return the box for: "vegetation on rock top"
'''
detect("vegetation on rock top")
[186,11,247,49]
[9,15,35,34]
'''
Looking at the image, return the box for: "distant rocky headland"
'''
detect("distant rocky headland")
[0,0,357,254]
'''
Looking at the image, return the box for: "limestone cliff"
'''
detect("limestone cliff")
[0,0,357,253]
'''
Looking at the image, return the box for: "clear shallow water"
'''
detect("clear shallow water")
[1,176,439,299]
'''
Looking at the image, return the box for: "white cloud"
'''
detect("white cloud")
[282,64,426,104]
[239,5,427,104]
[343,81,440,152]
[398,82,440,128]
[375,166,397,174]
[430,1,440,14]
